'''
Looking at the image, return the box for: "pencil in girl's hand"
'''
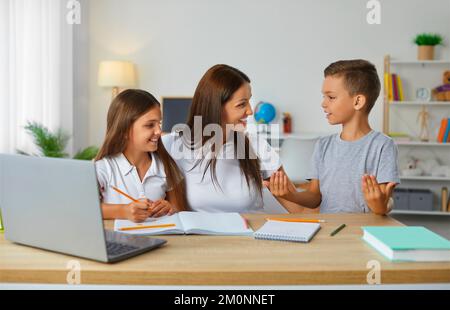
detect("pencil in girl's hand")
[111,185,139,202]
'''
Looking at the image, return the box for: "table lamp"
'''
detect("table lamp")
[98,61,136,99]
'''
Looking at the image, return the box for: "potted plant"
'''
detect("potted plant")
[17,121,99,160]
[413,33,443,60]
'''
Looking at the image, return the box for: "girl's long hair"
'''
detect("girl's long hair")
[95,89,188,210]
[186,64,262,194]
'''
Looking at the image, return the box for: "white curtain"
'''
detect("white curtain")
[0,0,73,154]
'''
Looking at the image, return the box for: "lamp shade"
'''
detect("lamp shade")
[98,61,136,87]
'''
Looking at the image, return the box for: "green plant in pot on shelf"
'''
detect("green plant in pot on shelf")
[413,33,443,60]
[17,121,99,160]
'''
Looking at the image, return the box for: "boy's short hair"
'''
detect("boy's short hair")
[324,59,381,113]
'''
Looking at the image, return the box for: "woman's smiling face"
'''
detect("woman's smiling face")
[222,82,253,132]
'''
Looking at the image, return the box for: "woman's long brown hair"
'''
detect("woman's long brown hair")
[186,64,262,194]
[95,89,188,211]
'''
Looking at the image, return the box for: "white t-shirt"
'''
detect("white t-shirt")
[162,132,281,213]
[95,152,169,204]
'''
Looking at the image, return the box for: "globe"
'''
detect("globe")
[254,102,276,124]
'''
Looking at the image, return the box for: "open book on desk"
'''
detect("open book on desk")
[114,211,253,236]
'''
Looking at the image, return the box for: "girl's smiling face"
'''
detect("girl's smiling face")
[222,82,253,132]
[127,107,162,153]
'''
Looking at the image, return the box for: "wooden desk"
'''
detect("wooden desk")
[0,214,449,285]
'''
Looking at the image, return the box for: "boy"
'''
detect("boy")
[268,59,399,214]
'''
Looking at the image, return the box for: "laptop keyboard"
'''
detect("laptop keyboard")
[106,241,139,256]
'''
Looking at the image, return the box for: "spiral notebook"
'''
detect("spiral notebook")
[254,220,321,243]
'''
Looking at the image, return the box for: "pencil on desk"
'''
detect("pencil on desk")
[111,186,139,202]
[119,223,176,231]
[266,218,326,223]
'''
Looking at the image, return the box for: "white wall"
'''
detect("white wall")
[73,0,90,154]
[84,0,450,147]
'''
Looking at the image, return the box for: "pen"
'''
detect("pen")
[330,224,346,236]
[119,223,176,231]
[266,217,326,223]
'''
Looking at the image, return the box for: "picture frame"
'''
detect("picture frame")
[160,97,192,133]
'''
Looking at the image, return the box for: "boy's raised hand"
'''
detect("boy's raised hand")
[362,174,396,215]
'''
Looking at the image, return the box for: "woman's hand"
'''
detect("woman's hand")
[121,198,152,223]
[148,199,178,218]
[265,170,296,198]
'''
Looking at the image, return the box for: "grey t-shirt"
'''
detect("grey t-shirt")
[306,130,400,213]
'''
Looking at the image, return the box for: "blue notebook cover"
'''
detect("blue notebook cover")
[362,226,450,250]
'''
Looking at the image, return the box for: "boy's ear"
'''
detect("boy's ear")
[354,95,367,111]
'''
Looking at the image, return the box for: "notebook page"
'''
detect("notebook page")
[179,212,253,236]
[114,213,184,235]
[254,221,321,242]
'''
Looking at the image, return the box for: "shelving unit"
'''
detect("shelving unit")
[400,176,450,182]
[395,141,450,147]
[390,101,450,106]
[383,55,450,211]
[390,60,450,65]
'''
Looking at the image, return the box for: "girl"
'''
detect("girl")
[95,89,187,222]
[162,64,288,213]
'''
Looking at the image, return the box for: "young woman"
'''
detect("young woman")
[95,89,187,222]
[162,64,284,213]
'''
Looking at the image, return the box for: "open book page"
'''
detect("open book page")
[178,212,254,236]
[114,213,184,235]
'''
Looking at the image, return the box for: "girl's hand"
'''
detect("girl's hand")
[266,171,296,198]
[362,175,396,215]
[149,199,177,218]
[122,198,152,223]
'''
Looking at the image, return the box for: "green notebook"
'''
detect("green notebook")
[362,226,450,262]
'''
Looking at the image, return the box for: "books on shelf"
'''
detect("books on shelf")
[442,187,449,212]
[392,73,399,101]
[437,118,450,143]
[362,226,450,262]
[397,75,404,101]
[385,73,404,102]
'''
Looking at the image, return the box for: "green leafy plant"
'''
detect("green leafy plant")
[413,33,443,46]
[73,146,100,160]
[17,121,98,160]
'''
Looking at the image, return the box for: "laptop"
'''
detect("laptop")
[0,154,166,263]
